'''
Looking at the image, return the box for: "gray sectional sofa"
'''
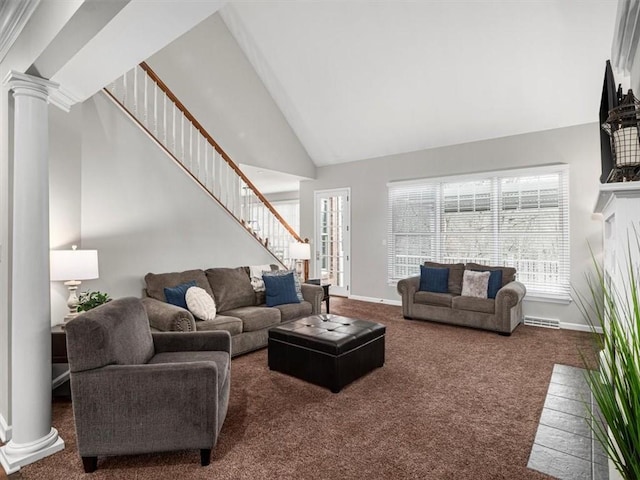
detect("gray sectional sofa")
[141,266,324,356]
[397,262,526,335]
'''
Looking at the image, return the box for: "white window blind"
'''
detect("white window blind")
[387,165,570,301]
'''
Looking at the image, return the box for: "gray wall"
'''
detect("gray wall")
[79,92,278,299]
[147,13,316,180]
[300,123,603,328]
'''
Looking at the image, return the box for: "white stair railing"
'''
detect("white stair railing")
[103,62,304,266]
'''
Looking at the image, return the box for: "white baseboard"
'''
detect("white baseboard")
[559,321,603,334]
[348,295,402,306]
[0,413,11,442]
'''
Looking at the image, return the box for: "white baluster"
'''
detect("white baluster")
[122,70,127,108]
[172,105,176,155]
[189,124,193,171]
[153,83,158,137]
[143,71,148,126]
[163,92,167,145]
[180,114,185,164]
[133,66,138,116]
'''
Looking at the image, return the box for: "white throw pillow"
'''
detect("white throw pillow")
[461,270,491,299]
[185,286,217,321]
[249,264,272,292]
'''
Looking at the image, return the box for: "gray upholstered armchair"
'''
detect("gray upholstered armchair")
[65,297,231,473]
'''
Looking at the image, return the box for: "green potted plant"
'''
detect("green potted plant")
[576,241,640,480]
[77,291,111,313]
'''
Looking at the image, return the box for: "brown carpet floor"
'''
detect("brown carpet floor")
[8,297,598,479]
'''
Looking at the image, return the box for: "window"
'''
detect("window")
[387,165,570,301]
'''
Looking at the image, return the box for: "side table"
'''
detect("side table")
[306,280,331,313]
[51,324,71,397]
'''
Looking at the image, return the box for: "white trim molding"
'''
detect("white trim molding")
[348,295,402,307]
[2,70,75,112]
[559,322,603,334]
[0,413,11,443]
[612,0,640,75]
[0,0,41,63]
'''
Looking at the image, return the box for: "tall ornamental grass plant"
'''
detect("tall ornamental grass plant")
[576,239,640,480]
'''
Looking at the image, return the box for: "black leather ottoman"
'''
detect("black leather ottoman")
[268,314,385,393]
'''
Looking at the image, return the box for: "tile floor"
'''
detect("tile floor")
[528,364,609,480]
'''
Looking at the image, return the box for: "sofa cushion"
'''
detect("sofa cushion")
[466,262,516,288]
[164,280,196,309]
[222,306,281,332]
[206,267,256,312]
[195,315,243,336]
[461,270,490,299]
[185,286,217,321]
[274,301,313,322]
[452,295,495,314]
[145,269,213,303]
[419,266,449,293]
[424,262,465,295]
[413,291,455,308]
[263,272,300,307]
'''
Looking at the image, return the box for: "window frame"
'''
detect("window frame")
[387,164,570,302]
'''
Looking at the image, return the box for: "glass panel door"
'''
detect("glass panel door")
[314,189,350,296]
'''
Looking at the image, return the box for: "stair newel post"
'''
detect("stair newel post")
[304,238,310,282]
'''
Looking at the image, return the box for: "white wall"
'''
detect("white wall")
[300,123,603,328]
[49,104,83,324]
[147,13,316,180]
[78,92,278,299]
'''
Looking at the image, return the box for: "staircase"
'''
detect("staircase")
[103,62,303,266]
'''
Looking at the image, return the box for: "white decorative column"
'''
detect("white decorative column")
[0,72,66,474]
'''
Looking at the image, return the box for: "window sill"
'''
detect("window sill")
[523,294,572,305]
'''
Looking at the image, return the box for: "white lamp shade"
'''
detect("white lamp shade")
[50,249,99,281]
[289,242,311,260]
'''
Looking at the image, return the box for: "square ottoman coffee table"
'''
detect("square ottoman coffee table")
[268,314,385,393]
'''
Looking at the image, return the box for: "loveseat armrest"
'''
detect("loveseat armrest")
[152,330,231,354]
[495,281,527,333]
[301,283,324,314]
[397,276,420,318]
[141,297,196,332]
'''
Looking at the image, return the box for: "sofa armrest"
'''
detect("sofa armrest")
[152,330,231,354]
[141,297,196,332]
[397,276,420,318]
[71,362,218,456]
[495,281,527,333]
[301,283,324,314]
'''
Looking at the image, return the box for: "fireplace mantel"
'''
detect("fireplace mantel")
[593,181,640,214]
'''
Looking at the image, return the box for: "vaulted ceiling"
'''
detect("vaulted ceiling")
[220,1,619,167]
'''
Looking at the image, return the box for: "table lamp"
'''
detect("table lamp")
[289,241,311,282]
[50,245,99,320]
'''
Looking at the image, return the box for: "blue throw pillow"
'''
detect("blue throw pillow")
[419,266,449,293]
[263,272,300,307]
[164,280,197,309]
[487,270,503,299]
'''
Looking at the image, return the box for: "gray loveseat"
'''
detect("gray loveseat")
[397,262,526,335]
[141,266,324,356]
